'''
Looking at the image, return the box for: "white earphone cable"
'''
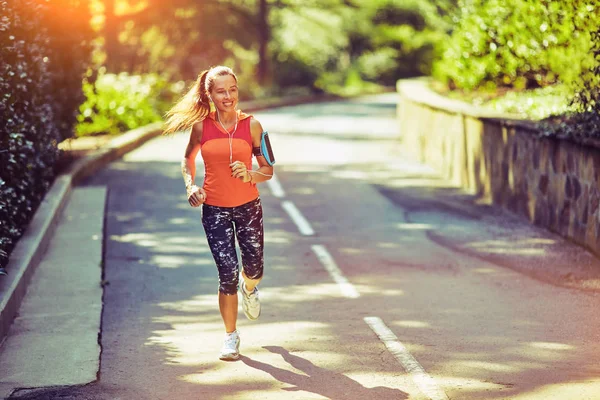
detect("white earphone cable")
[215,106,272,179]
[215,107,237,164]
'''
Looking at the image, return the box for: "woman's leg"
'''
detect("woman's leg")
[202,204,240,333]
[234,198,264,292]
[218,292,238,333]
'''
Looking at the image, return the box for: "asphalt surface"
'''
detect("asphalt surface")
[11,93,600,400]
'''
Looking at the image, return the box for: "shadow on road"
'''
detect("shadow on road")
[241,346,409,400]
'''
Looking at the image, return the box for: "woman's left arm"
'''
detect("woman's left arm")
[248,118,274,184]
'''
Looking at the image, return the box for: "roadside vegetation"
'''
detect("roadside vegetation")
[432,0,600,140]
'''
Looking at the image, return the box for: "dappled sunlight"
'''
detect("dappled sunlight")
[150,254,212,269]
[338,247,362,255]
[472,267,501,274]
[264,283,363,301]
[507,344,576,362]
[376,242,400,248]
[529,342,574,351]
[524,238,556,245]
[158,293,216,313]
[506,379,600,400]
[485,246,546,256]
[110,232,160,247]
[290,187,317,195]
[178,372,278,390]
[457,360,520,373]
[331,170,370,180]
[275,165,331,173]
[385,178,458,189]
[435,376,508,392]
[350,284,404,297]
[166,236,201,244]
[264,228,294,244]
[110,232,211,256]
[465,240,546,256]
[115,211,145,222]
[146,318,334,370]
[265,216,288,225]
[396,222,435,230]
[393,320,431,328]
[174,202,194,210]
[268,263,297,272]
[153,244,210,254]
[176,353,414,399]
[168,217,189,225]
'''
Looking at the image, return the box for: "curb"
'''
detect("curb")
[0,93,345,343]
[0,122,163,343]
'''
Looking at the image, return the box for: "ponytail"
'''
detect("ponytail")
[198,70,211,107]
[163,70,211,135]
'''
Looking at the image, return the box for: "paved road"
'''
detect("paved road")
[13,93,600,399]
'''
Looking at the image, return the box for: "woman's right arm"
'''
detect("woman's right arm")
[182,122,206,207]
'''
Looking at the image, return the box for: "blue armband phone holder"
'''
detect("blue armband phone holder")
[253,131,276,166]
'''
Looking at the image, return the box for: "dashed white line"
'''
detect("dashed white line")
[311,244,360,298]
[266,174,285,198]
[364,316,449,400]
[281,200,315,236]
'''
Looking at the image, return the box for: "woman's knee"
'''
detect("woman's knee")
[219,281,239,295]
[243,265,263,281]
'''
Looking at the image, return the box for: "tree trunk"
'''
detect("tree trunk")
[257,0,270,85]
[104,0,118,71]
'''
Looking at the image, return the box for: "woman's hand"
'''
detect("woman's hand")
[230,161,252,183]
[187,185,206,207]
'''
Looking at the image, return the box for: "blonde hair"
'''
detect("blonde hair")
[163,66,238,135]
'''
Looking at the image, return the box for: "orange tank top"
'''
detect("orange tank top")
[200,110,259,207]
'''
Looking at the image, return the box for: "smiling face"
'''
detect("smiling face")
[210,74,238,112]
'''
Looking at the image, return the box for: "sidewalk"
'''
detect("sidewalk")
[0,187,106,398]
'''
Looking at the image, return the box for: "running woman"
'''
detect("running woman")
[163,66,275,360]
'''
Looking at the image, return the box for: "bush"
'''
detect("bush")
[356,0,450,85]
[76,71,169,136]
[539,24,600,141]
[434,0,593,91]
[0,0,92,271]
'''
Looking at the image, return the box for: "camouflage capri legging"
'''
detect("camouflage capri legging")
[201,197,264,295]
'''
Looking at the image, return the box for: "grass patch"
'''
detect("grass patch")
[430,81,574,120]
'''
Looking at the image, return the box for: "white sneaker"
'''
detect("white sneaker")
[240,283,261,320]
[219,330,240,361]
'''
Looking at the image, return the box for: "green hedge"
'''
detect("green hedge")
[0,1,92,272]
[434,0,593,91]
[76,71,169,136]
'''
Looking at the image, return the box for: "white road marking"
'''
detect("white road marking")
[311,244,360,298]
[282,200,315,236]
[364,316,449,400]
[266,174,285,198]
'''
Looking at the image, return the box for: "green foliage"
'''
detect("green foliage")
[268,0,452,94]
[102,1,453,96]
[76,71,170,136]
[571,25,600,113]
[270,5,349,91]
[539,24,600,141]
[355,0,450,85]
[434,0,593,91]
[469,85,573,120]
[485,86,573,120]
[0,0,92,270]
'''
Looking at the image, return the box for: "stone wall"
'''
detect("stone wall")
[398,79,600,255]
